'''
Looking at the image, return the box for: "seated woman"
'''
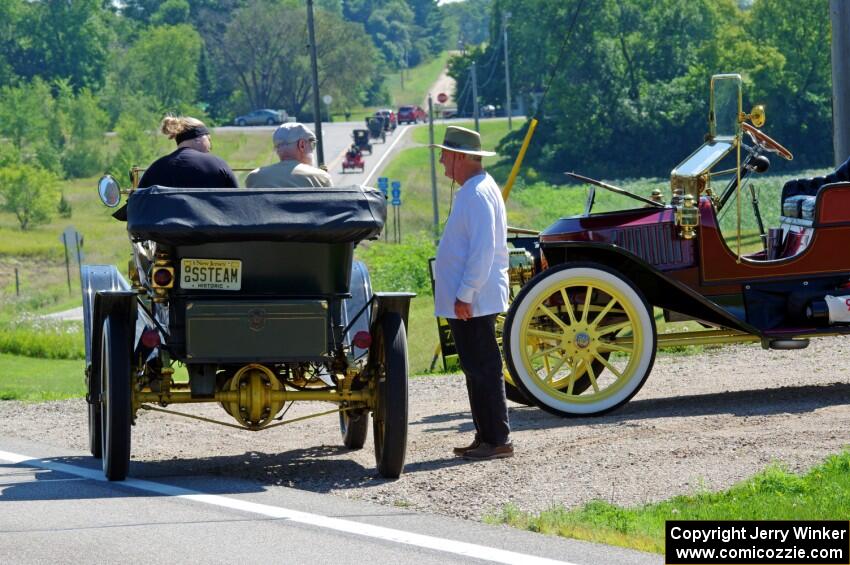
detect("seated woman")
[139,115,238,189]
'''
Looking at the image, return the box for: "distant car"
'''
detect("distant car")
[374,109,397,131]
[481,104,496,118]
[397,105,426,124]
[233,109,284,127]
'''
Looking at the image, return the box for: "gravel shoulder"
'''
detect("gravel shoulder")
[1,337,849,522]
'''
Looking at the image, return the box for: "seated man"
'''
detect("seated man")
[781,154,850,204]
[246,123,332,188]
[347,145,360,160]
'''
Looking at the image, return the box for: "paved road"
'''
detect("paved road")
[0,437,661,565]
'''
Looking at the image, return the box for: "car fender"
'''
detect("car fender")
[82,265,132,365]
[540,242,759,334]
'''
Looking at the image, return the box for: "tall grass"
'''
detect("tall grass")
[0,317,84,360]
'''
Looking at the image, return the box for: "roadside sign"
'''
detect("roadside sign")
[322,94,333,105]
[59,226,84,261]
[378,177,389,196]
[391,181,401,206]
[437,92,448,104]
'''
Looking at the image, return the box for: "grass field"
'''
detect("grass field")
[486,451,850,554]
[387,52,451,107]
[0,353,85,401]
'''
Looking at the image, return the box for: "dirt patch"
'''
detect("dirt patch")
[1,337,849,521]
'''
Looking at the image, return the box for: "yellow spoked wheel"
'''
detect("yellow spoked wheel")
[504,262,656,416]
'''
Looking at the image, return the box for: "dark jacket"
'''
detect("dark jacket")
[139,147,238,189]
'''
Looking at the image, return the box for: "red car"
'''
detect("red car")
[497,74,842,417]
[397,105,426,124]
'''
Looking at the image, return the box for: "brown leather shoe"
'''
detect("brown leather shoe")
[462,442,514,460]
[452,438,481,456]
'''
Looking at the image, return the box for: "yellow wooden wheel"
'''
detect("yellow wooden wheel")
[504,262,656,416]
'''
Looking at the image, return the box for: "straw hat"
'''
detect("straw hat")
[430,125,497,157]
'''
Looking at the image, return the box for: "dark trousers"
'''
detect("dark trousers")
[447,314,511,446]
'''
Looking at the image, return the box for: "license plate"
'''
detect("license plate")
[180,258,242,291]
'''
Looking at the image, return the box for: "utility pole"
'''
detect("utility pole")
[428,94,440,238]
[471,61,480,132]
[306,0,325,167]
[400,47,405,90]
[832,0,850,165]
[502,11,513,131]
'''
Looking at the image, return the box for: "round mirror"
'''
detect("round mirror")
[750,105,766,128]
[97,174,121,207]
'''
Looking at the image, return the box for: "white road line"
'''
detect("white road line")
[0,449,577,565]
[362,125,412,186]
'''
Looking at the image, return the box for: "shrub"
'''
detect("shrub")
[356,233,436,294]
[57,192,72,218]
[0,163,60,230]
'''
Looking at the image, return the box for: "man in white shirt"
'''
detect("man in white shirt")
[432,126,512,460]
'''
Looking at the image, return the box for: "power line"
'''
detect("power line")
[533,0,588,120]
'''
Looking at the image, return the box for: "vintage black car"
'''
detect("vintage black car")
[352,129,373,155]
[83,180,413,480]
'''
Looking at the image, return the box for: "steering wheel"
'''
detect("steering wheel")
[742,122,793,161]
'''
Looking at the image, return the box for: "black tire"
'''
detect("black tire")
[340,409,369,449]
[100,315,132,481]
[504,380,530,405]
[87,350,103,458]
[266,118,275,125]
[373,312,408,478]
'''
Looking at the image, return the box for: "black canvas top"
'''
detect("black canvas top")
[126,186,386,245]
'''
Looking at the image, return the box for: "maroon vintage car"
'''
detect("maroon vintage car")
[501,74,850,417]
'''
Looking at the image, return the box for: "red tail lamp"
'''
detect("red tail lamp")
[352,330,372,349]
[152,267,174,288]
[141,329,161,349]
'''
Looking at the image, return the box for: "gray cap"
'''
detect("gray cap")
[273,122,316,146]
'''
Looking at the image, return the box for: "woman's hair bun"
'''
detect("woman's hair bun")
[160,115,205,139]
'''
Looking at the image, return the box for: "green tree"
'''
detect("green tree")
[152,0,191,25]
[124,24,202,112]
[54,81,110,178]
[110,104,165,184]
[0,163,60,230]
[0,78,54,151]
[441,0,491,47]
[343,0,445,68]
[747,0,832,167]
[211,1,376,116]
[453,0,746,177]
[14,0,113,91]
[0,0,21,86]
